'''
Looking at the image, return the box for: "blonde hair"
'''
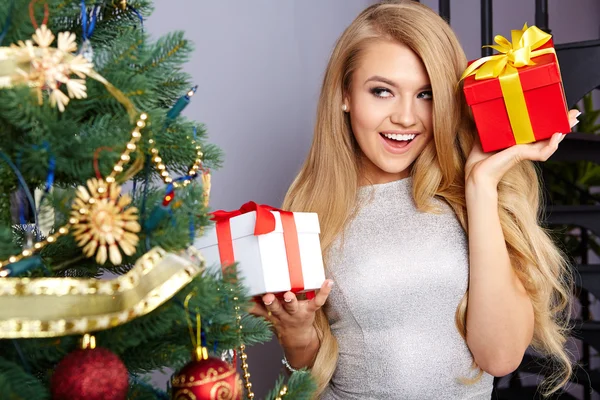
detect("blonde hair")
[282,0,573,397]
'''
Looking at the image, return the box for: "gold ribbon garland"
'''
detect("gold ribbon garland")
[0,247,204,338]
[460,24,557,144]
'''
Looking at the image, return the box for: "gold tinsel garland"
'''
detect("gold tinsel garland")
[0,247,204,338]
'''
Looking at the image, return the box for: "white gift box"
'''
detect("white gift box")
[193,209,325,296]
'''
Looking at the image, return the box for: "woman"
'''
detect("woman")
[251,1,577,398]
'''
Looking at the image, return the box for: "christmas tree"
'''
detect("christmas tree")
[0,1,315,399]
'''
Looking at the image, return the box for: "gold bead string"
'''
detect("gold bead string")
[147,134,204,189]
[275,385,289,400]
[106,113,147,184]
[265,311,289,399]
[0,113,148,276]
[234,296,255,399]
[232,295,288,399]
[0,226,70,277]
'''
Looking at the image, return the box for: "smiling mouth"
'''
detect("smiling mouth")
[379,132,418,149]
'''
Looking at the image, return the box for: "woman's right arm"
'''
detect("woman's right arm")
[250,280,334,369]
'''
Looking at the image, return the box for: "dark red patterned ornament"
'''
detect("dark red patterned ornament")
[171,350,242,400]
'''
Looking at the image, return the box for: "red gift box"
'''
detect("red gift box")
[461,25,571,153]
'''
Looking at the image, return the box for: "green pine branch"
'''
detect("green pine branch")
[0,357,50,399]
[139,31,192,74]
[264,371,317,400]
[282,370,318,400]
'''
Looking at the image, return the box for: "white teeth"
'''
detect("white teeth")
[382,133,416,141]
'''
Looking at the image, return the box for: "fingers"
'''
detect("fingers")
[543,134,560,160]
[530,108,579,161]
[532,132,561,162]
[568,109,581,129]
[282,292,299,314]
[307,279,334,313]
[248,302,270,319]
[256,280,334,320]
[498,128,564,170]
[262,293,286,318]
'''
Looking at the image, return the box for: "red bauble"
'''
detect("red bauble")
[51,347,129,400]
[171,356,242,400]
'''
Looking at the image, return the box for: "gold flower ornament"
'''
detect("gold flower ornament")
[70,179,141,265]
[1,25,93,111]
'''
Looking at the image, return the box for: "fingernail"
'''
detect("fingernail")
[264,300,273,306]
[559,133,566,142]
[571,119,580,128]
[576,111,582,118]
[327,280,334,288]
[284,297,292,303]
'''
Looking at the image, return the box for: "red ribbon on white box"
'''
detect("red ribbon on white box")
[210,201,306,293]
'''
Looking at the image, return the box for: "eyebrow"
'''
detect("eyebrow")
[365,75,431,91]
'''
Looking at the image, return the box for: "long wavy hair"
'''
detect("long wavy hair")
[283,0,572,397]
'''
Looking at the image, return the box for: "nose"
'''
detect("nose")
[390,97,417,128]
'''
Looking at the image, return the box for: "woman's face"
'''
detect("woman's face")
[345,40,434,185]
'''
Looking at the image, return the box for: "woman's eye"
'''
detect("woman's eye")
[418,90,433,100]
[370,87,393,98]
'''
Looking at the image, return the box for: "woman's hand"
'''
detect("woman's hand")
[464,109,580,190]
[249,279,334,357]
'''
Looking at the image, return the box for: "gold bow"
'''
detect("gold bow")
[460,24,557,145]
[461,24,554,81]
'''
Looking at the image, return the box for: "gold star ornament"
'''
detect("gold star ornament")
[0,24,93,111]
[70,179,141,265]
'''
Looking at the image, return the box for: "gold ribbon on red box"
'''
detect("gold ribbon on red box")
[460,24,557,144]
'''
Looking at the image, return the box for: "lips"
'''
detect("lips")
[378,131,419,154]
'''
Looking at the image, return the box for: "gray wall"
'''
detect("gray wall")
[147,1,600,397]
[147,1,374,212]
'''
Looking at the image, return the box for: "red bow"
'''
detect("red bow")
[211,201,280,236]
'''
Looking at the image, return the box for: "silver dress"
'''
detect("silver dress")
[320,178,494,399]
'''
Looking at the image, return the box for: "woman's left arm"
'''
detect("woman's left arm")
[464,110,579,377]
[465,178,534,377]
